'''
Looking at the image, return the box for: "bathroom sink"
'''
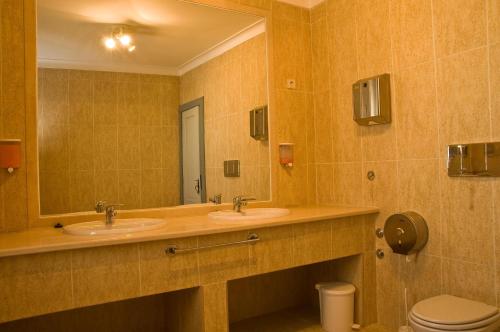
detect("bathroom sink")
[63,218,167,236]
[208,208,290,221]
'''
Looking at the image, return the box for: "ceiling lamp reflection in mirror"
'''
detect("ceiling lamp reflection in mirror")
[103,27,136,52]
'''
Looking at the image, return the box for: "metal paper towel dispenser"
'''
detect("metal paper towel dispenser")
[249,105,268,141]
[384,211,428,255]
[352,74,391,125]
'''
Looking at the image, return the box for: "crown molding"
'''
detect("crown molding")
[38,58,179,76]
[276,0,324,9]
[177,19,266,76]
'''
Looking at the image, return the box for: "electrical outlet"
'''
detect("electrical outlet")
[286,79,296,89]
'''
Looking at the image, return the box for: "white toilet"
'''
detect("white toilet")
[409,295,500,332]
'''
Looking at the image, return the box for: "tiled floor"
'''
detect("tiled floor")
[230,306,388,332]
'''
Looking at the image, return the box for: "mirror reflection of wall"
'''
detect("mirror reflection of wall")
[36,0,270,215]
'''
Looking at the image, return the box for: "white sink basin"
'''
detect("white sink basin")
[63,218,166,236]
[208,208,290,221]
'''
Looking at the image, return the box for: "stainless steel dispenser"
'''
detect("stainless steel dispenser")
[447,142,500,177]
[384,211,428,255]
[352,74,391,125]
[250,105,268,141]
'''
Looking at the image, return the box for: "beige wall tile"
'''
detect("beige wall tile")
[94,80,117,124]
[198,231,250,284]
[275,90,309,164]
[72,244,140,307]
[490,43,500,139]
[376,251,401,331]
[356,0,392,78]
[440,173,495,264]
[68,124,93,173]
[139,237,199,295]
[0,251,73,323]
[310,2,325,23]
[95,170,118,203]
[69,170,95,213]
[390,0,434,69]
[140,126,163,169]
[395,62,439,159]
[333,162,362,206]
[118,170,141,209]
[442,258,495,305]
[399,254,442,323]
[117,81,140,126]
[316,164,334,205]
[293,220,332,265]
[436,48,490,147]
[398,159,441,255]
[141,169,163,208]
[68,78,92,125]
[489,0,500,44]
[94,125,118,170]
[313,91,333,163]
[202,282,229,332]
[117,126,140,169]
[362,161,399,230]
[362,253,377,325]
[249,226,294,274]
[433,0,487,57]
[332,217,365,258]
[361,110,397,162]
[311,18,330,93]
[39,170,70,215]
[39,123,69,171]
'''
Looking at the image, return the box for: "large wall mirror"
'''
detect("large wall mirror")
[36,0,270,215]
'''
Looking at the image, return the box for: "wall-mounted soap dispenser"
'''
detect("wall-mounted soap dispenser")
[352,73,391,125]
[0,139,21,174]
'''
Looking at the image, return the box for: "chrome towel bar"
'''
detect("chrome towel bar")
[165,232,260,255]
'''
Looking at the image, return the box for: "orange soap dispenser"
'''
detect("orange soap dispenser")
[0,139,21,174]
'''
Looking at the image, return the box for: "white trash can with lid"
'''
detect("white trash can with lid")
[315,282,356,332]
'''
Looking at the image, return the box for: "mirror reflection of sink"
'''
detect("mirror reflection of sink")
[63,218,167,236]
[208,208,290,221]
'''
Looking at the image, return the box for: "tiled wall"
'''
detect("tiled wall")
[180,33,271,203]
[272,2,317,206]
[0,0,29,232]
[309,0,500,329]
[38,69,180,214]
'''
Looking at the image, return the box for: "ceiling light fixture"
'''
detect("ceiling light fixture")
[103,27,136,52]
[118,34,131,46]
[104,37,116,49]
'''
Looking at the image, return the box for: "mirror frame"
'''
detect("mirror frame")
[25,0,278,227]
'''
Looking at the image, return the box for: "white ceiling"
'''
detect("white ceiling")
[37,0,264,75]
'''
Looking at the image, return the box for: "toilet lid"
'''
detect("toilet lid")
[409,311,500,331]
[411,295,499,325]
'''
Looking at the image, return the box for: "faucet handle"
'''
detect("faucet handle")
[95,201,106,213]
[239,196,256,202]
[209,194,222,204]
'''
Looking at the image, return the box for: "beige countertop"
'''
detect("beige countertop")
[0,206,378,258]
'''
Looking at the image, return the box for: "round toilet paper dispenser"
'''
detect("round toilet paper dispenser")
[384,211,428,255]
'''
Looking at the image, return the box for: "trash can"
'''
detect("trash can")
[315,282,356,332]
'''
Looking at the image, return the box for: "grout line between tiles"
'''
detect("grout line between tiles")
[430,0,446,296]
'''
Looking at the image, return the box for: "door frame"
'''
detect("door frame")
[179,97,207,204]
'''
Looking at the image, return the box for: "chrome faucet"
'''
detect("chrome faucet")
[232,195,256,212]
[209,194,222,205]
[95,201,123,226]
